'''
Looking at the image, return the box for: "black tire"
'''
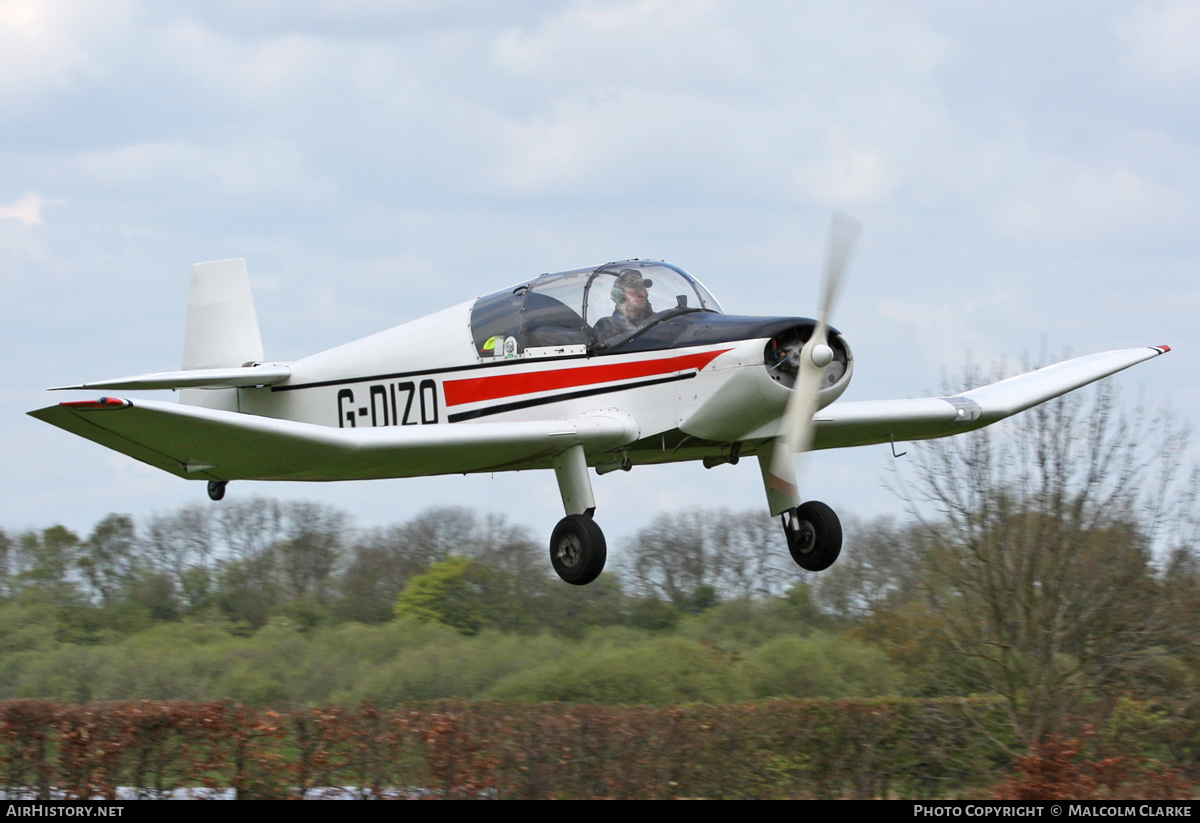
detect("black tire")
[549,514,607,585]
[784,500,842,571]
[207,481,227,502]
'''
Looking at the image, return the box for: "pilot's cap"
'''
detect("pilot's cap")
[614,269,652,292]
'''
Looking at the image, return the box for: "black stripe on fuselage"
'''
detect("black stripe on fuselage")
[446,372,694,422]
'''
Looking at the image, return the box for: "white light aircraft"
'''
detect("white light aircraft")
[30,216,1170,585]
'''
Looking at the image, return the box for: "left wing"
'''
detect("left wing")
[28,397,640,482]
[811,345,1169,451]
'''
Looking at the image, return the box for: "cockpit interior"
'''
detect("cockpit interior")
[470,261,725,358]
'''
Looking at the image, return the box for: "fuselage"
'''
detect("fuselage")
[237,261,854,472]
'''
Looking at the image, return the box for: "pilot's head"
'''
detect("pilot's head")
[611,269,653,320]
[611,269,653,304]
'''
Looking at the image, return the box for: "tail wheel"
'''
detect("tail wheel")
[783,500,842,571]
[549,514,607,585]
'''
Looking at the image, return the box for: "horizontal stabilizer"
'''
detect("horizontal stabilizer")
[49,364,292,392]
[811,345,1169,450]
[27,398,639,482]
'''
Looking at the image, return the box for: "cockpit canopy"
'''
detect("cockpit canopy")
[470,261,723,358]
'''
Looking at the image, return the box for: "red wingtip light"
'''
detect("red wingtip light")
[61,397,131,409]
[1157,344,1171,352]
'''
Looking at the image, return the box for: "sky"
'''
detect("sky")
[2,0,1197,548]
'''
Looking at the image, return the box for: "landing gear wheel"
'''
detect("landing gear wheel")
[549,514,607,586]
[783,501,842,571]
[207,481,227,502]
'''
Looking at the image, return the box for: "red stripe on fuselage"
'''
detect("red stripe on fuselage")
[442,349,731,407]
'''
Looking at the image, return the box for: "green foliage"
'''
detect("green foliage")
[854,596,972,697]
[623,594,682,632]
[79,514,137,604]
[677,584,827,647]
[354,630,566,703]
[0,602,60,654]
[395,555,487,633]
[392,554,570,636]
[177,566,214,615]
[745,633,906,699]
[17,526,80,594]
[277,597,333,633]
[535,573,630,639]
[215,554,280,629]
[486,634,751,704]
[121,571,181,623]
[682,583,719,615]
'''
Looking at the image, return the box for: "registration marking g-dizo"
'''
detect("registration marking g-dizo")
[336,379,439,428]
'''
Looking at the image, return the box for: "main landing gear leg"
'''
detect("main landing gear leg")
[549,444,606,585]
[756,439,842,572]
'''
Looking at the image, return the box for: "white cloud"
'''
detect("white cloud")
[0,0,134,103]
[0,192,64,225]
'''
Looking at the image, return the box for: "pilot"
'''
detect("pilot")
[594,269,654,343]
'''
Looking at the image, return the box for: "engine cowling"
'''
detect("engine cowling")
[678,326,854,443]
[764,324,854,404]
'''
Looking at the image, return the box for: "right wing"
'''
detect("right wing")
[28,397,639,482]
[811,346,1169,451]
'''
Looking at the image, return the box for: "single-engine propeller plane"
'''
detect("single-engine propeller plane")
[30,215,1170,585]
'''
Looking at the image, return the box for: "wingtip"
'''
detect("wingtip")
[1152,344,1171,354]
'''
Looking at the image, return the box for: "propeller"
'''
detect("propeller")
[767,212,862,504]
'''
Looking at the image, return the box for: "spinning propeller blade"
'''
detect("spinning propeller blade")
[768,212,862,501]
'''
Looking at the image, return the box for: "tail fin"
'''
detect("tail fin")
[183,258,263,369]
[181,258,263,409]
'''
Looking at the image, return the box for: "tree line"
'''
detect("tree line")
[0,499,806,637]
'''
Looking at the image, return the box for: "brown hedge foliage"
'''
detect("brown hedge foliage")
[0,697,1170,800]
[993,732,1197,801]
